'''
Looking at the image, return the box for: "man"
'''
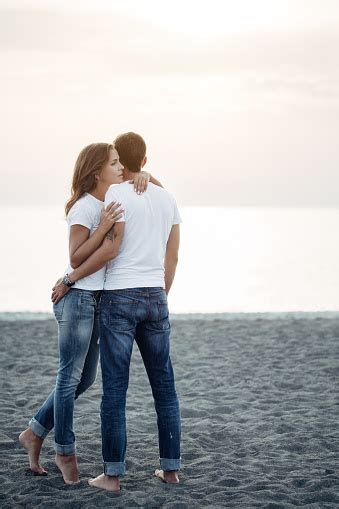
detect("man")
[90,132,181,491]
[54,132,181,491]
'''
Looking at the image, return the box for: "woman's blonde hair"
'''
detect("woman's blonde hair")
[65,143,113,216]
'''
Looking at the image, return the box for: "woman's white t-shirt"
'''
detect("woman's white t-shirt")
[66,193,105,290]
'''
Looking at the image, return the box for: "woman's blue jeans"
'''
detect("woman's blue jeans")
[29,289,101,455]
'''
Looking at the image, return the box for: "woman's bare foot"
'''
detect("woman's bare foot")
[155,469,179,484]
[55,454,80,484]
[19,428,47,475]
[88,473,120,492]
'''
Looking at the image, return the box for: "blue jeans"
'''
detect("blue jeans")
[100,287,181,476]
[29,289,101,455]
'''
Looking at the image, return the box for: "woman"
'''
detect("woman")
[19,143,155,484]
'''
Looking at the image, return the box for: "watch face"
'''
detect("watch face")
[63,275,72,287]
[64,272,76,287]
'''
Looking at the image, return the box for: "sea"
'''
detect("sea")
[2,206,339,318]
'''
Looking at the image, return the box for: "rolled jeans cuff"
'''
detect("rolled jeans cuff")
[29,417,49,440]
[104,462,126,477]
[54,441,76,456]
[160,457,181,471]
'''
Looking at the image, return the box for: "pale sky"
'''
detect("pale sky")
[1,0,339,206]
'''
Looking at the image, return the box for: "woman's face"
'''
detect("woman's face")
[98,148,124,187]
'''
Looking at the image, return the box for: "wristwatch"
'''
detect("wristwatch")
[62,274,75,287]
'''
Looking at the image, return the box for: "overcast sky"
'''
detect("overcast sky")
[1,0,339,206]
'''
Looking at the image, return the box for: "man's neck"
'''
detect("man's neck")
[123,168,140,181]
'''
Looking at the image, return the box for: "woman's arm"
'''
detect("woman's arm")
[52,223,125,303]
[130,171,164,194]
[149,174,164,188]
[70,202,123,268]
[70,222,124,282]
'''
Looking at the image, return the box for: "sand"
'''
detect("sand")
[0,315,338,508]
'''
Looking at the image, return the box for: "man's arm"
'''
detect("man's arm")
[51,222,125,303]
[164,224,180,295]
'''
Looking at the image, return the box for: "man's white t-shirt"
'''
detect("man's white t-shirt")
[104,182,182,290]
[66,193,105,290]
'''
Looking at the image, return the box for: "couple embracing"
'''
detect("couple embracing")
[19,132,181,492]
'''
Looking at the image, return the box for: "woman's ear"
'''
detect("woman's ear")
[141,156,147,168]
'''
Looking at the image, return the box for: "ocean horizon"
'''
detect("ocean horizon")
[3,205,339,314]
[2,311,339,322]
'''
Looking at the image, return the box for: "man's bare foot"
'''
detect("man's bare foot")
[55,454,80,484]
[88,473,120,492]
[155,469,180,484]
[19,428,47,475]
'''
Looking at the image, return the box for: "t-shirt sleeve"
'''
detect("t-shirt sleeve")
[105,186,126,222]
[172,198,182,225]
[67,201,93,229]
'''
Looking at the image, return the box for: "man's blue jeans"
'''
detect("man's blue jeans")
[100,287,181,476]
[29,289,101,455]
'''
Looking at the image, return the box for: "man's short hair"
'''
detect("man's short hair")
[114,132,147,173]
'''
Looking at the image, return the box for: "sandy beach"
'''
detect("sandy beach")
[0,315,338,508]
